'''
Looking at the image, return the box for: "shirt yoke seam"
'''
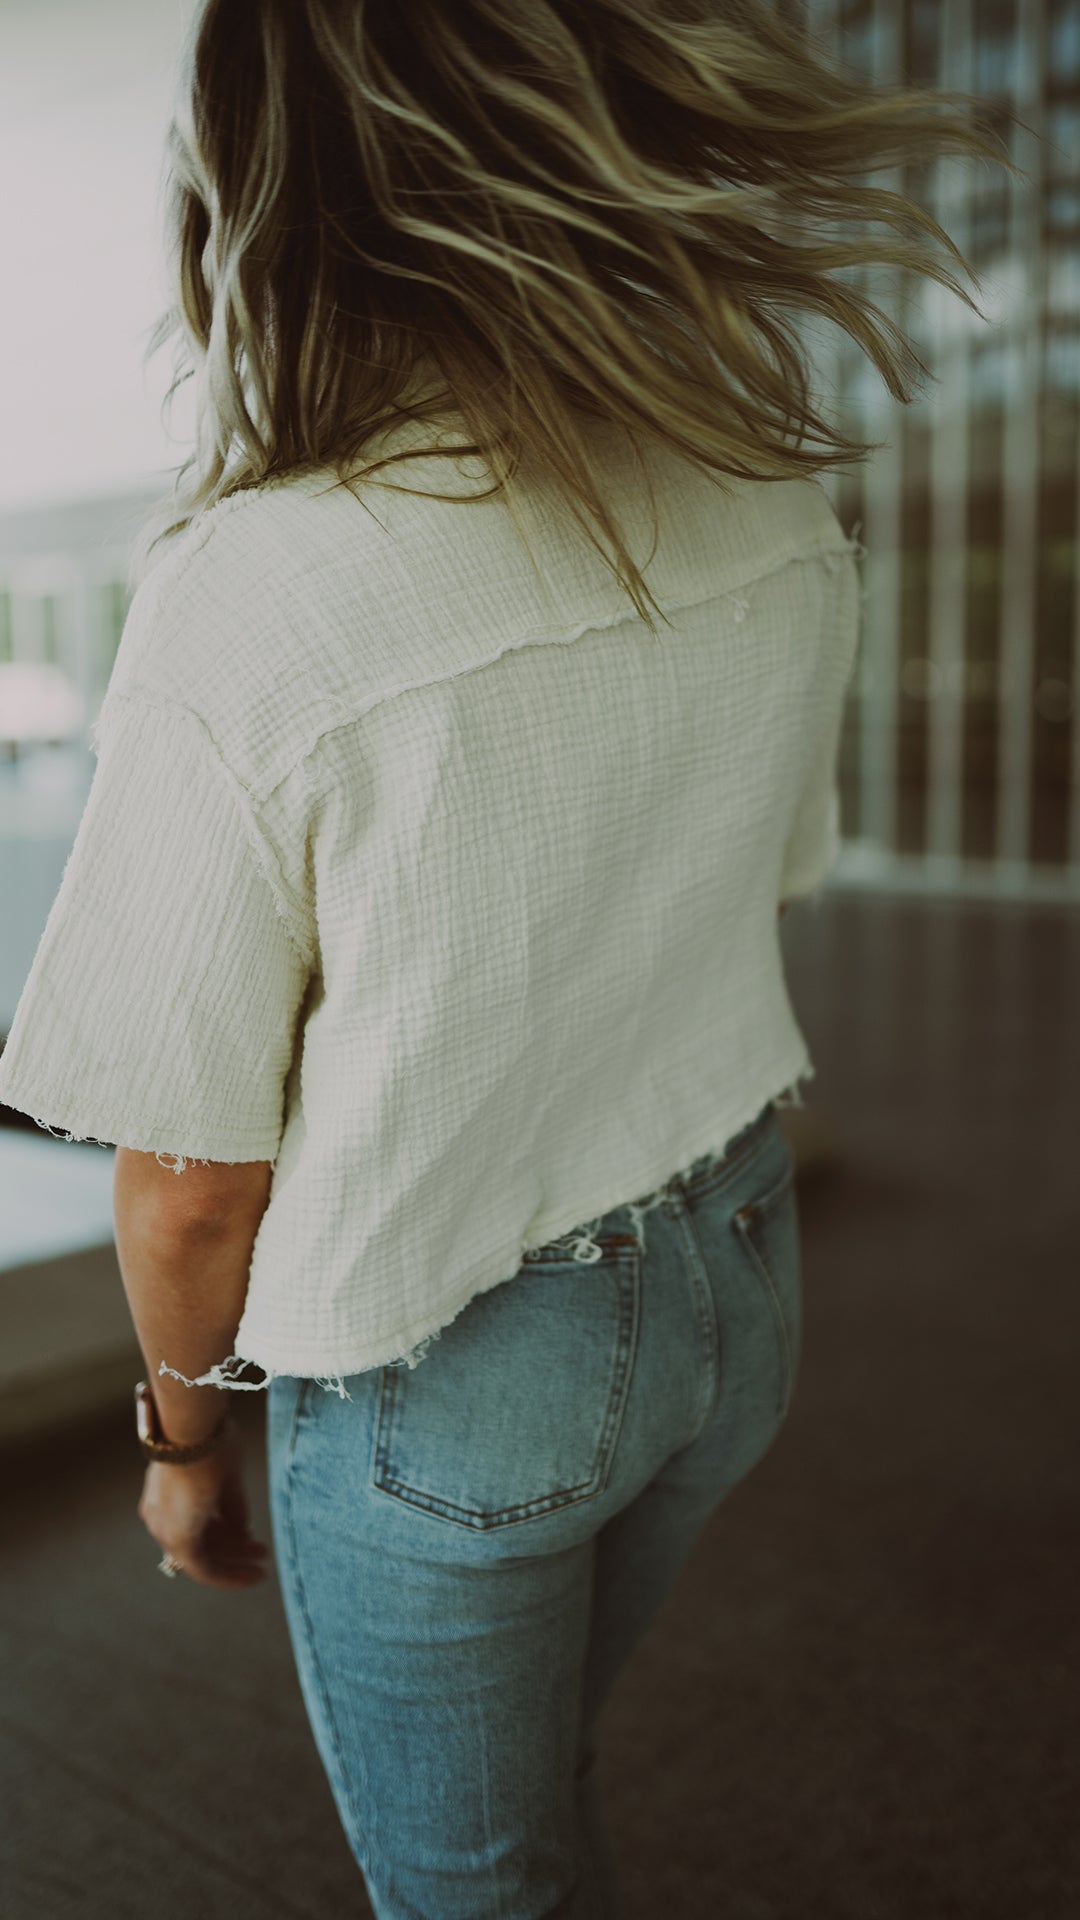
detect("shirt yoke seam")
[113,521,860,856]
[254,531,863,803]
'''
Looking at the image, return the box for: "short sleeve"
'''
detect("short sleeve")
[779,699,845,903]
[0,691,314,1165]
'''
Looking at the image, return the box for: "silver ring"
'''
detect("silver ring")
[158,1554,182,1578]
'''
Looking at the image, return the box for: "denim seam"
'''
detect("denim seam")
[282,1384,378,1877]
[669,1200,722,1449]
[731,1167,796,1421]
[593,1243,642,1498]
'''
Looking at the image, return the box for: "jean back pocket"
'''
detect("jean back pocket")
[372,1240,640,1530]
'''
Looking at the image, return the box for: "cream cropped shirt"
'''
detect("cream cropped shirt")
[0,409,862,1394]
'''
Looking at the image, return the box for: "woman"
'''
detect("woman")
[0,2,1016,1914]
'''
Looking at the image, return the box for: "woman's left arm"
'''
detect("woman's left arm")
[0,684,313,1585]
[114,1149,273,1589]
[113,1148,271,1443]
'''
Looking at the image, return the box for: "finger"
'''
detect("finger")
[215,1469,252,1537]
[203,1512,270,1559]
[211,1473,271,1560]
[199,1528,270,1572]
[155,1525,270,1585]
[167,1553,269,1591]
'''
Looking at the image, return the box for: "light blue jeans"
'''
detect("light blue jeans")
[267,1098,801,1918]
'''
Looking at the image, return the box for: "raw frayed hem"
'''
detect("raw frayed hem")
[386,1328,445,1370]
[153,1153,228,1174]
[16,1114,255,1177]
[157,1356,354,1399]
[520,1067,816,1264]
[156,1073,817,1391]
[21,1117,114,1152]
[773,1062,816,1110]
[522,1191,672,1267]
[156,1330,448,1392]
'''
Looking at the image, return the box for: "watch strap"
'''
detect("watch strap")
[135,1380,230,1465]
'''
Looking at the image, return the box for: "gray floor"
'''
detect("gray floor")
[2,889,1079,1919]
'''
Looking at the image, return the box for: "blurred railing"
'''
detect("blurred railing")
[0,551,130,766]
[0,552,132,1028]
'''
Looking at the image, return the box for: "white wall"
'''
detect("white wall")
[0,0,198,514]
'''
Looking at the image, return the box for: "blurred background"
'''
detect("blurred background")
[1,3,1077,1919]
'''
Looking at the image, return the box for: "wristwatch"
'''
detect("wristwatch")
[135,1379,230,1465]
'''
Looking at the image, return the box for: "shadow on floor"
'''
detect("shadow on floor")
[2,889,1078,1919]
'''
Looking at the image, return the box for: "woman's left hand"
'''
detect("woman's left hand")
[138,1417,271,1590]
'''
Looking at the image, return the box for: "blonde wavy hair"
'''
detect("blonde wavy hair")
[130,0,1024,633]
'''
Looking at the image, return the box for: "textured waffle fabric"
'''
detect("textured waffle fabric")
[0,407,861,1391]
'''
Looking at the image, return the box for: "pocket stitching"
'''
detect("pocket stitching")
[371,1248,641,1528]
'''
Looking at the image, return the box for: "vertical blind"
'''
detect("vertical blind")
[789,0,1079,901]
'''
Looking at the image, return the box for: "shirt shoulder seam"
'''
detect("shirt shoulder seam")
[99,686,316,973]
